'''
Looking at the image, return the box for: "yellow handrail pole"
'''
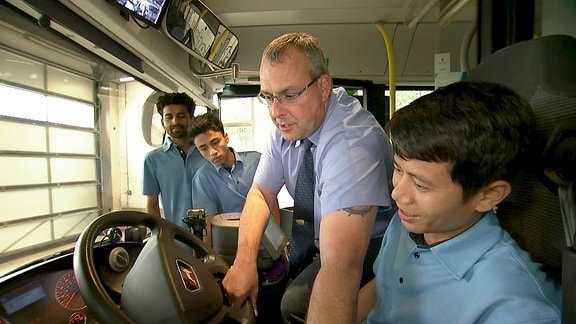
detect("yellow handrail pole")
[375,22,396,118]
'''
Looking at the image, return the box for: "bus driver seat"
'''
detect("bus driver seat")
[467,34,576,323]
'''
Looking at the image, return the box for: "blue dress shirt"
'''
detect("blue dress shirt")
[254,87,395,242]
[366,211,562,323]
[192,149,261,216]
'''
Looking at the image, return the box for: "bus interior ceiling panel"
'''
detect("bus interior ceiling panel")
[230,21,476,86]
[201,0,478,86]
[4,0,220,109]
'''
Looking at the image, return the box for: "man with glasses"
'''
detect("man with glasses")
[222,32,395,323]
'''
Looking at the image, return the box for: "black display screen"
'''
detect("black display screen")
[110,0,169,28]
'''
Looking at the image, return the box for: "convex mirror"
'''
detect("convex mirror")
[163,0,239,69]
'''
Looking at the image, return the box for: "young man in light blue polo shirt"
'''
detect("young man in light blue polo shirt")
[190,112,261,219]
[142,92,206,228]
[358,81,561,323]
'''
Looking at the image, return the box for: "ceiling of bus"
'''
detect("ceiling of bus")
[201,0,479,86]
[1,0,479,97]
[201,0,476,26]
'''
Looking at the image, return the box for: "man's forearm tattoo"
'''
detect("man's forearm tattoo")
[342,206,372,217]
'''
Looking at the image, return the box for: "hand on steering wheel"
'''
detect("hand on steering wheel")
[222,260,260,316]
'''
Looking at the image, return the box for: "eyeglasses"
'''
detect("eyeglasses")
[257,76,320,106]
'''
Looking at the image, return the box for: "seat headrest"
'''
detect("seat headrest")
[468,34,576,102]
[542,118,576,189]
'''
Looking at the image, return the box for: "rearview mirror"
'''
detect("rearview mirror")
[163,0,239,69]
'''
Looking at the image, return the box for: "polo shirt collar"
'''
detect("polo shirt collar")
[162,136,174,152]
[413,211,503,279]
[213,147,241,172]
[162,136,197,154]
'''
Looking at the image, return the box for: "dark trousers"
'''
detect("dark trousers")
[280,236,383,323]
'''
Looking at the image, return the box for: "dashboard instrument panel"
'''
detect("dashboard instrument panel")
[0,242,143,323]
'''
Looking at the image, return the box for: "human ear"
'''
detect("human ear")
[319,74,332,102]
[224,132,229,143]
[475,180,512,213]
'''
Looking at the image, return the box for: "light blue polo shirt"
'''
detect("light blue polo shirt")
[254,87,395,242]
[142,137,206,228]
[366,211,562,323]
[192,149,261,216]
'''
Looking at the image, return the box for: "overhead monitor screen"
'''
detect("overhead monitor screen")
[110,0,169,28]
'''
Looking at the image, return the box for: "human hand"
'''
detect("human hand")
[222,262,260,316]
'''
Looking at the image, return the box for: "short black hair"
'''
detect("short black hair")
[189,112,224,139]
[156,92,196,116]
[385,81,536,201]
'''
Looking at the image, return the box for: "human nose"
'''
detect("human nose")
[391,173,410,204]
[269,99,287,119]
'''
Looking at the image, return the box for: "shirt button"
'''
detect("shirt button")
[414,252,420,259]
[399,277,404,284]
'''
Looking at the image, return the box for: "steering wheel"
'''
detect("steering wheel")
[73,210,255,323]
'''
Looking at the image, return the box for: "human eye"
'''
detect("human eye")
[414,181,428,190]
[281,93,299,104]
[412,177,433,191]
[258,93,274,105]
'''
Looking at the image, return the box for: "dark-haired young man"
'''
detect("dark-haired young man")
[189,112,262,224]
[142,92,206,228]
[358,81,561,323]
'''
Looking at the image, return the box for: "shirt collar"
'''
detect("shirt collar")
[162,136,196,154]
[161,136,173,152]
[294,88,342,148]
[213,147,241,172]
[411,211,503,279]
[296,132,320,148]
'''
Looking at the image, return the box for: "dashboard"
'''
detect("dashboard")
[0,242,144,324]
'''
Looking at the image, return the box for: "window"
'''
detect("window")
[220,97,255,151]
[387,89,433,110]
[0,54,99,261]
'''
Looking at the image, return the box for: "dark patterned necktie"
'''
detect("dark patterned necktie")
[289,138,317,276]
